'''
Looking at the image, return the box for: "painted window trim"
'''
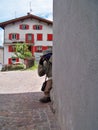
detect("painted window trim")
[25,33,34,43]
[33,25,43,30]
[19,24,29,30]
[9,33,20,40]
[35,46,43,52]
[8,58,19,64]
[8,45,16,52]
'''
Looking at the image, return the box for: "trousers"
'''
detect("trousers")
[44,79,52,97]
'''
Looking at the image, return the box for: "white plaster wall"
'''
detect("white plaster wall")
[4,19,53,46]
[53,0,98,130]
[4,45,14,64]
[0,48,3,64]
[4,18,53,64]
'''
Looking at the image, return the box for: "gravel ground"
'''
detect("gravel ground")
[0,70,44,94]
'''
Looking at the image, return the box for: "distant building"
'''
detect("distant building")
[0,46,4,64]
[0,13,53,64]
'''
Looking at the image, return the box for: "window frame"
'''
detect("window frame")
[33,25,42,30]
[19,24,29,30]
[9,33,19,40]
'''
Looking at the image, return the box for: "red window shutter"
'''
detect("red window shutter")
[32,46,36,53]
[26,25,29,29]
[31,34,34,43]
[42,46,48,51]
[40,25,42,30]
[19,25,22,29]
[25,34,28,43]
[37,34,43,41]
[47,34,53,41]
[9,34,12,40]
[8,58,12,64]
[33,25,36,30]
[8,46,12,52]
[16,34,19,40]
[16,58,19,62]
[31,46,34,54]
[35,46,37,52]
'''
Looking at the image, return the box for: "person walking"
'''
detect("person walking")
[38,48,52,103]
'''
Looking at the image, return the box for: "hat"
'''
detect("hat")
[43,48,52,55]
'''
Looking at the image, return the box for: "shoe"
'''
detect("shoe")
[39,97,51,103]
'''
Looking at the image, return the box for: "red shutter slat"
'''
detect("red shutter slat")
[16,58,19,62]
[27,25,29,29]
[40,25,42,30]
[31,46,34,54]
[25,34,28,43]
[31,34,34,43]
[8,46,12,52]
[8,58,12,64]
[16,34,19,40]
[47,34,53,41]
[9,34,12,40]
[42,46,48,51]
[37,34,42,41]
[19,25,22,29]
[33,25,36,30]
[32,46,35,53]
[34,46,37,52]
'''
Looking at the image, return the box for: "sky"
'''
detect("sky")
[0,0,53,46]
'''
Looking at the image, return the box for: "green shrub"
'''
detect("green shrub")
[10,64,25,70]
[2,64,25,71]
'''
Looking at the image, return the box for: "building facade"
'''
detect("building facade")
[0,46,4,64]
[0,13,53,64]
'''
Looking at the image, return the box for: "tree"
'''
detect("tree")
[14,43,32,59]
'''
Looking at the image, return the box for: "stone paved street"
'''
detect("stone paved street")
[0,70,59,130]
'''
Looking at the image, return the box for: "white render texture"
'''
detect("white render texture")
[4,17,53,64]
[0,48,3,64]
[4,19,52,45]
[53,0,98,130]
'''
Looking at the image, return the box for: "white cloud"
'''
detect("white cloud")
[0,0,53,22]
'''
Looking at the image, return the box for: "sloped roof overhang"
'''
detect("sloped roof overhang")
[0,13,53,29]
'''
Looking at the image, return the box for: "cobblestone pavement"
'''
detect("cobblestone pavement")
[0,70,59,130]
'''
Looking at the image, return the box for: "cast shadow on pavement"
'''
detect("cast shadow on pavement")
[0,92,58,130]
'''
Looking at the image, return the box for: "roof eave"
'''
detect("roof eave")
[0,14,53,28]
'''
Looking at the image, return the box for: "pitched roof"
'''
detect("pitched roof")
[0,13,53,29]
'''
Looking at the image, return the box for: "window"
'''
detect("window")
[33,25,42,30]
[25,34,34,43]
[8,45,16,52]
[9,33,19,40]
[28,34,32,41]
[19,24,29,30]
[37,34,43,41]
[47,34,53,41]
[8,58,19,64]
[36,46,42,52]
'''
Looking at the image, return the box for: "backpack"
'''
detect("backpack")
[38,53,52,77]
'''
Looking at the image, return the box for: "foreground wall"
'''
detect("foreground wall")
[53,0,98,130]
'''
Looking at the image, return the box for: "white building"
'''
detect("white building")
[0,46,4,64]
[0,13,53,64]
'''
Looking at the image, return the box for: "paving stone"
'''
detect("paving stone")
[0,70,60,130]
